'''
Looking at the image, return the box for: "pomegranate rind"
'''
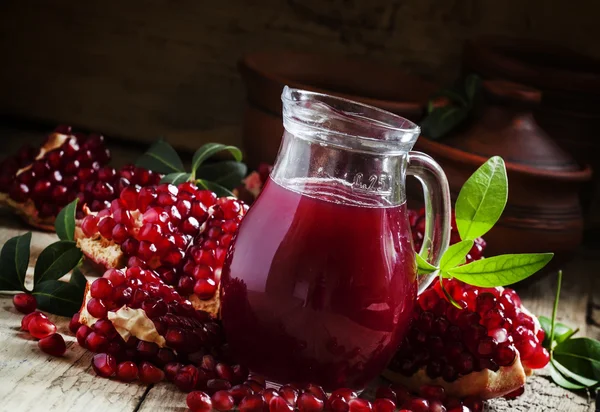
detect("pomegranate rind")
[75,227,126,271]
[0,193,55,231]
[0,133,70,231]
[189,293,220,318]
[78,287,166,347]
[382,353,527,400]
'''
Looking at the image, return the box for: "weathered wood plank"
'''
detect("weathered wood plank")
[0,296,148,412]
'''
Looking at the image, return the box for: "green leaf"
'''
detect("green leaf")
[0,232,32,292]
[191,144,243,179]
[69,267,88,290]
[539,316,577,347]
[549,362,587,390]
[554,338,600,381]
[136,139,185,174]
[55,199,78,241]
[416,253,438,276]
[196,179,234,197]
[439,240,473,271]
[34,241,83,285]
[446,253,554,287]
[160,172,192,185]
[465,74,482,103]
[455,156,508,240]
[420,105,470,140]
[195,161,248,190]
[552,359,599,388]
[33,280,85,317]
[430,89,468,107]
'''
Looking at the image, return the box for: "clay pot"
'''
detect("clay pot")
[414,80,592,258]
[239,51,437,170]
[462,36,600,235]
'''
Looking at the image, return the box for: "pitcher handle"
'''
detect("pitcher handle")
[407,151,452,295]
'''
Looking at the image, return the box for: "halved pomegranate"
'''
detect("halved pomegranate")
[0,126,161,229]
[383,278,549,399]
[75,181,247,315]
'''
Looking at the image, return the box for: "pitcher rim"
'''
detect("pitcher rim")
[281,86,421,137]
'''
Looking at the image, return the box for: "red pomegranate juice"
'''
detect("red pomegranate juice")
[220,178,417,390]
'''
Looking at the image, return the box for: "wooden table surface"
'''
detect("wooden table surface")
[0,211,597,412]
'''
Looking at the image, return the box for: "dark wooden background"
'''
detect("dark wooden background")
[0,0,599,151]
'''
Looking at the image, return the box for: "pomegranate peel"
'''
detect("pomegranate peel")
[75,226,127,270]
[381,353,527,400]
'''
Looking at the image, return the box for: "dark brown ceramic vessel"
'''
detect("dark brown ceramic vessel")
[238,51,437,169]
[462,36,600,236]
[414,80,592,258]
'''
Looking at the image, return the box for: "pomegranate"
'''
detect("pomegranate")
[75,182,247,315]
[383,278,549,399]
[0,126,162,230]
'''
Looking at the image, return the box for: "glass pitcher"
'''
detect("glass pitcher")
[220,87,451,391]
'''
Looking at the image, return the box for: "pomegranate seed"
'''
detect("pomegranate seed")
[117,361,139,382]
[28,315,57,339]
[270,396,293,412]
[85,331,108,352]
[230,384,255,404]
[375,386,396,401]
[98,217,116,239]
[174,364,200,392]
[139,361,165,384]
[187,391,212,412]
[279,385,299,407]
[92,353,117,378]
[76,325,92,347]
[207,378,232,394]
[524,345,550,369]
[38,333,67,356]
[328,396,349,412]
[261,388,280,404]
[495,343,517,366]
[194,278,217,299]
[90,278,114,300]
[13,293,37,314]
[93,319,118,340]
[348,399,372,412]
[298,392,324,412]
[373,399,395,412]
[164,362,183,381]
[212,390,235,411]
[304,383,326,401]
[402,398,429,412]
[240,394,267,412]
[68,313,82,333]
[87,298,108,319]
[81,215,99,236]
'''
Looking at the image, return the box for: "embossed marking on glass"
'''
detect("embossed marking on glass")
[220,86,451,390]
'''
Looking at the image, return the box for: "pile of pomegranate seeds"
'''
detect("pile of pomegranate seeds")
[20,311,66,356]
[80,182,247,302]
[0,126,162,225]
[0,127,111,218]
[389,278,549,381]
[182,381,485,412]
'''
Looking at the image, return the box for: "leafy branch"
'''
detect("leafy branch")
[420,74,482,140]
[135,139,247,197]
[416,156,553,296]
[538,271,600,391]
[0,199,86,316]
